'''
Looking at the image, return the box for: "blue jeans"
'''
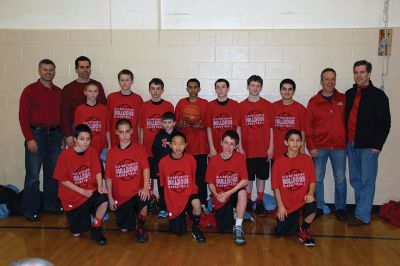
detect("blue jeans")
[347,142,379,224]
[313,149,347,210]
[22,127,62,214]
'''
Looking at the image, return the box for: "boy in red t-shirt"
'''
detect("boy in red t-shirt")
[107,69,143,147]
[239,75,273,217]
[105,119,150,242]
[272,129,317,247]
[159,132,206,243]
[53,124,108,245]
[175,78,209,209]
[271,79,306,159]
[206,130,248,245]
[75,82,110,158]
[207,79,241,157]
[139,78,174,205]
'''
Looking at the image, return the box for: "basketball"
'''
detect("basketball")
[181,105,202,125]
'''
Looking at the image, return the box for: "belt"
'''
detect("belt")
[30,125,60,131]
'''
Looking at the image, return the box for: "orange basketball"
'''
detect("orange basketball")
[181,105,202,125]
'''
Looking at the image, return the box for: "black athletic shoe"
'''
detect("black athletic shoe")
[136,227,148,243]
[255,200,267,217]
[192,226,206,243]
[335,209,348,222]
[91,227,107,246]
[24,211,40,222]
[246,199,254,212]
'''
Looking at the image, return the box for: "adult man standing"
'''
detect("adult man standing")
[19,59,62,221]
[345,60,391,226]
[61,56,106,148]
[306,68,347,221]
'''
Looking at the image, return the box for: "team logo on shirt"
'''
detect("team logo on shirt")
[167,171,189,193]
[282,169,306,191]
[84,116,102,135]
[114,104,134,119]
[147,114,163,132]
[162,138,169,148]
[275,112,295,131]
[73,165,91,188]
[213,113,233,132]
[115,159,139,181]
[216,171,238,189]
[245,110,264,129]
[337,101,344,106]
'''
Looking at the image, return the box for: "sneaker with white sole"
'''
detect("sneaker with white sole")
[233,225,246,245]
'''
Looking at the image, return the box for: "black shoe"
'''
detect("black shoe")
[136,227,148,243]
[335,209,348,222]
[192,226,206,243]
[348,216,368,226]
[91,227,107,246]
[246,199,253,212]
[43,206,64,215]
[255,200,267,217]
[24,211,40,222]
[315,208,324,219]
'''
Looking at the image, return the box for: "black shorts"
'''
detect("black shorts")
[275,201,317,236]
[246,157,270,181]
[214,189,244,233]
[116,194,148,231]
[148,157,158,179]
[65,191,108,234]
[169,194,199,235]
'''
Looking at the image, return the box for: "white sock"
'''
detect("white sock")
[235,218,243,227]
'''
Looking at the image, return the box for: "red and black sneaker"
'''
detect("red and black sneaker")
[90,227,107,246]
[136,226,148,243]
[298,229,316,247]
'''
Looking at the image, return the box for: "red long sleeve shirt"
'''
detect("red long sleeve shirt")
[19,80,62,141]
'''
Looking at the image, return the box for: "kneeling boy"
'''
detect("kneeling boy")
[54,124,108,245]
[272,129,317,247]
[159,132,206,243]
[206,130,248,245]
[105,119,150,242]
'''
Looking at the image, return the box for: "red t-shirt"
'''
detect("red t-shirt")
[207,99,240,153]
[105,143,149,206]
[53,147,101,211]
[159,153,198,219]
[175,98,209,155]
[239,98,272,158]
[107,91,143,147]
[205,152,248,210]
[271,100,306,158]
[139,99,174,157]
[271,153,316,214]
[74,103,109,156]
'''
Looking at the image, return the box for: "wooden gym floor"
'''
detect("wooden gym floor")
[1,211,399,266]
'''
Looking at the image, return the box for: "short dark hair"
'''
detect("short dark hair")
[284,129,302,141]
[118,69,134,80]
[222,130,239,145]
[320,68,336,80]
[247,75,263,86]
[75,56,91,69]
[84,82,99,91]
[74,124,91,138]
[149,78,164,89]
[279,78,296,91]
[187,78,200,87]
[171,132,187,143]
[38,59,56,69]
[353,60,372,73]
[214,78,230,88]
[162,111,176,121]
[116,118,132,130]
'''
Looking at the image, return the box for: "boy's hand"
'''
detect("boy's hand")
[209,147,217,158]
[309,149,318,158]
[304,194,315,203]
[82,189,93,198]
[98,185,107,194]
[276,205,287,222]
[27,140,38,153]
[216,192,226,203]
[138,188,150,201]
[108,198,117,211]
[266,147,273,160]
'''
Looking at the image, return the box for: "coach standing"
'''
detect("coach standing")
[345,60,391,226]
[19,59,62,221]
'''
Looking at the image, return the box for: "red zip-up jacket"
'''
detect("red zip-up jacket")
[306,89,346,151]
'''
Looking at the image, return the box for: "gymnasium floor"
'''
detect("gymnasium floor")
[0,211,399,266]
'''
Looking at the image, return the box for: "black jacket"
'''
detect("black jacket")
[151,128,181,174]
[345,81,391,150]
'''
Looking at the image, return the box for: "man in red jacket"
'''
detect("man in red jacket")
[19,59,63,221]
[306,68,347,221]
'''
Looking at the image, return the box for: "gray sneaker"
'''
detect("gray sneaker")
[233,225,246,245]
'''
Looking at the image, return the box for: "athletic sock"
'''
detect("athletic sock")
[301,221,311,231]
[235,218,243,227]
[192,214,201,227]
[257,192,263,201]
[92,217,102,228]
[247,192,252,200]
[138,214,147,227]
